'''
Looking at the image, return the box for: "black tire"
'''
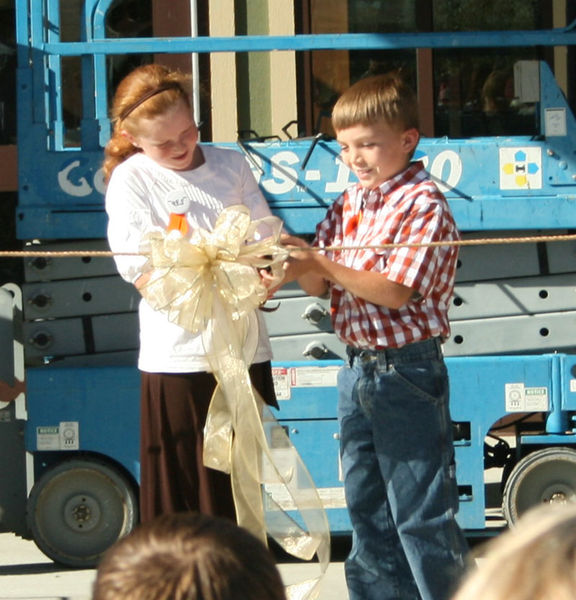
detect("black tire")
[27,457,138,568]
[502,446,576,525]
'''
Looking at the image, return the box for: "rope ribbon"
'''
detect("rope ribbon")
[3,231,576,258]
[138,205,330,600]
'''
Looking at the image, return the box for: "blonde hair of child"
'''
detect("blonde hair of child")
[452,503,576,600]
[331,73,419,134]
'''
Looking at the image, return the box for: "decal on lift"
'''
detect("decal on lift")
[290,366,340,388]
[36,421,79,451]
[505,383,549,412]
[56,146,468,202]
[272,367,291,400]
[272,366,340,400]
[58,159,106,197]
[545,107,567,136]
[499,147,542,190]
[263,483,347,511]
[419,150,463,194]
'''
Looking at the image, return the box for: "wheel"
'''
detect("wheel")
[502,447,576,525]
[27,457,138,567]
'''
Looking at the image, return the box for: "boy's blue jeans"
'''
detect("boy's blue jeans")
[338,338,468,600]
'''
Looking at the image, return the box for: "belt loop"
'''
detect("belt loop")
[434,336,442,358]
[346,346,355,367]
[376,349,388,369]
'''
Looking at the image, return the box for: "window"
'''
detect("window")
[298,0,551,138]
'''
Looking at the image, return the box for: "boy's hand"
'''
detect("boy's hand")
[280,234,329,297]
[280,235,314,280]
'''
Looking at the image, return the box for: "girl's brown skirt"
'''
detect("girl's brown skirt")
[139,361,277,523]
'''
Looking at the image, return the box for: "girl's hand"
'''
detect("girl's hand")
[134,272,152,290]
[258,264,287,300]
[281,233,310,249]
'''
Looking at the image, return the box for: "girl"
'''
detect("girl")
[103,63,278,523]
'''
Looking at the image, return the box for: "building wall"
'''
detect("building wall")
[210,0,297,142]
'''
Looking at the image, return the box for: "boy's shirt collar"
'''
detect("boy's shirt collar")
[358,160,424,201]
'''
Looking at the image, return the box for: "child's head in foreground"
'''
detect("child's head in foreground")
[451,503,576,600]
[332,74,420,189]
[92,512,287,600]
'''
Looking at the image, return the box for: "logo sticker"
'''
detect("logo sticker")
[500,147,542,190]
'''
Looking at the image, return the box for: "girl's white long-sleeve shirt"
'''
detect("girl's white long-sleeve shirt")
[105,146,274,373]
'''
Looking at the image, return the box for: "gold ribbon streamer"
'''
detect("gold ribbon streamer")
[139,205,331,600]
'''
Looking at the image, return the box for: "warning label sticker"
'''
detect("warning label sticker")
[36,422,79,451]
[272,367,291,400]
[272,366,340,401]
[505,383,549,412]
[290,366,340,388]
[263,484,347,511]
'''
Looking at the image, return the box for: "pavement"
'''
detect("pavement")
[0,533,349,600]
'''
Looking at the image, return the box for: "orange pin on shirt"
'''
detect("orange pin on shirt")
[344,212,362,237]
[167,213,189,235]
[343,192,363,237]
[165,190,191,235]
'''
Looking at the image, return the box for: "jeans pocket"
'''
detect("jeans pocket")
[356,367,376,414]
[383,359,448,406]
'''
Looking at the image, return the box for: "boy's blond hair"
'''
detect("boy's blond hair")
[331,74,419,133]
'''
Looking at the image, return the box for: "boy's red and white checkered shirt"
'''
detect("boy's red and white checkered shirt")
[314,160,460,350]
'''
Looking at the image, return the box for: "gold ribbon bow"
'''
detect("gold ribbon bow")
[139,205,330,600]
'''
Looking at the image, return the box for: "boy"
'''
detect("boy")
[284,74,468,600]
